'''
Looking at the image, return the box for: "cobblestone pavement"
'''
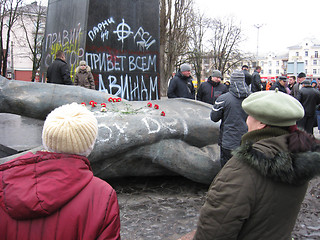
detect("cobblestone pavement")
[108,176,207,240]
[109,175,320,240]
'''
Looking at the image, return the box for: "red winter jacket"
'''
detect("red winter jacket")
[0,151,120,240]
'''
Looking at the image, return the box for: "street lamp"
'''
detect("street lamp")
[254,24,264,61]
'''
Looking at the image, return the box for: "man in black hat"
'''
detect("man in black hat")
[296,79,320,134]
[290,72,306,98]
[251,66,262,92]
[270,76,289,93]
[241,65,252,87]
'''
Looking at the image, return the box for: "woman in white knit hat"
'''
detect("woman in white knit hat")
[194,89,320,240]
[0,103,120,239]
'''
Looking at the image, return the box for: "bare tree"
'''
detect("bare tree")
[187,10,209,87]
[0,0,23,77]
[18,1,46,81]
[159,0,194,97]
[207,17,245,77]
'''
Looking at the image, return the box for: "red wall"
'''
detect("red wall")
[14,70,33,81]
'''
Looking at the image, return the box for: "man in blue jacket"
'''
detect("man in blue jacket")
[167,63,195,99]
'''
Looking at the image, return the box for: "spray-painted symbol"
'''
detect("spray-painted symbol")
[113,19,133,44]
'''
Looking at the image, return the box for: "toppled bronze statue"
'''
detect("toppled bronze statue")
[0,76,221,184]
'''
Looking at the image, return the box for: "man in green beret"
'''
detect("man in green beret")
[194,89,320,240]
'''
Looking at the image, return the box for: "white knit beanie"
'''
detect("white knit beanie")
[42,102,98,156]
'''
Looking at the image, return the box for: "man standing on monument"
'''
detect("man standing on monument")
[167,63,195,99]
[47,50,73,85]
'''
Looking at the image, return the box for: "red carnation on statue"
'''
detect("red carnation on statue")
[154,104,159,109]
[89,100,97,107]
[116,98,122,102]
[108,97,113,102]
[147,102,152,108]
[81,102,86,106]
[101,103,107,107]
[161,111,165,116]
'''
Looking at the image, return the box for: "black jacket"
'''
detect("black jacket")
[47,58,73,85]
[297,86,320,116]
[196,77,228,104]
[270,81,287,93]
[251,70,262,92]
[167,70,195,99]
[242,69,252,86]
[210,80,250,149]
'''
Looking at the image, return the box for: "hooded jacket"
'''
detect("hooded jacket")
[210,80,250,150]
[0,151,120,240]
[167,70,195,99]
[197,77,228,105]
[75,66,95,90]
[194,127,320,240]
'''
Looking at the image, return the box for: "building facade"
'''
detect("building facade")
[5,1,46,81]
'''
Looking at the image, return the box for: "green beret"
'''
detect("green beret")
[242,89,304,126]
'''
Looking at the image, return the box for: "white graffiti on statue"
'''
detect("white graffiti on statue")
[88,17,115,42]
[88,18,156,51]
[86,53,157,72]
[98,74,159,101]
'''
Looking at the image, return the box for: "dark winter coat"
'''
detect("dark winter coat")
[251,70,262,92]
[210,80,250,150]
[167,70,195,99]
[296,85,320,116]
[197,77,228,104]
[0,151,121,240]
[270,81,287,93]
[290,83,301,98]
[47,58,73,85]
[75,66,95,89]
[242,69,252,86]
[194,127,320,240]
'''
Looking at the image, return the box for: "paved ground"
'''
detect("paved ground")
[109,176,320,240]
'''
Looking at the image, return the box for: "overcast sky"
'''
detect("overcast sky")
[195,0,320,56]
[27,0,320,56]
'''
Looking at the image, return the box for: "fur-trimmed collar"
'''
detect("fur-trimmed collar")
[233,128,320,185]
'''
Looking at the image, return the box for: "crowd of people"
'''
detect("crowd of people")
[169,63,320,239]
[1,51,320,239]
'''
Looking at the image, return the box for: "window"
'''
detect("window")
[268,61,272,66]
[276,69,280,74]
[268,69,272,74]
[313,69,317,74]
[314,60,317,65]
[305,51,308,57]
[276,61,279,66]
[305,60,308,66]
[315,51,319,58]
[305,69,308,74]
[296,52,299,56]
